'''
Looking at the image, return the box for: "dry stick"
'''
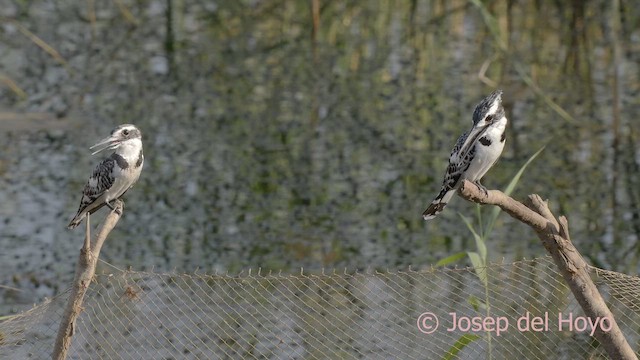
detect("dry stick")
[458,180,636,360]
[52,200,124,360]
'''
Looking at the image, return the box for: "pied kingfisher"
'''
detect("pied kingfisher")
[422,90,507,220]
[68,124,144,229]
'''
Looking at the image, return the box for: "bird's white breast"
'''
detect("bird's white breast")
[463,117,506,182]
[104,138,143,202]
[104,165,141,201]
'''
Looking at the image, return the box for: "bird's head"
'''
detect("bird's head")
[90,124,142,155]
[471,90,505,129]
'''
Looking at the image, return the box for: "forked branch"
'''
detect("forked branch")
[458,180,635,360]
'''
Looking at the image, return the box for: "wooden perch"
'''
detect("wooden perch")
[458,180,636,360]
[52,200,124,360]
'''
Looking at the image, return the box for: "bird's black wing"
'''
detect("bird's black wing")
[77,157,116,214]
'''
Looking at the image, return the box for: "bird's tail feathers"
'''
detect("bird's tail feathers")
[67,211,85,229]
[422,188,456,220]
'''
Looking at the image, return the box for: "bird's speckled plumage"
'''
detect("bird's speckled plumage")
[68,124,144,229]
[423,90,507,220]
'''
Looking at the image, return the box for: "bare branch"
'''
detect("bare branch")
[459,181,550,232]
[52,200,124,360]
[458,180,636,360]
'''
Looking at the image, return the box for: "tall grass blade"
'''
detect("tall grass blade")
[442,334,482,360]
[436,252,468,267]
[484,145,546,236]
[467,252,487,287]
[459,213,486,261]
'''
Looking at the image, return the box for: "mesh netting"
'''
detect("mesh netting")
[1,256,639,359]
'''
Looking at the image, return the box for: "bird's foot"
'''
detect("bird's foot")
[474,180,489,196]
[107,200,124,215]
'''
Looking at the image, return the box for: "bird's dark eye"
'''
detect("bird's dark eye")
[486,114,494,122]
[123,129,130,136]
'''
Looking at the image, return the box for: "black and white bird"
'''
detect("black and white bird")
[68,124,144,229]
[422,90,507,220]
